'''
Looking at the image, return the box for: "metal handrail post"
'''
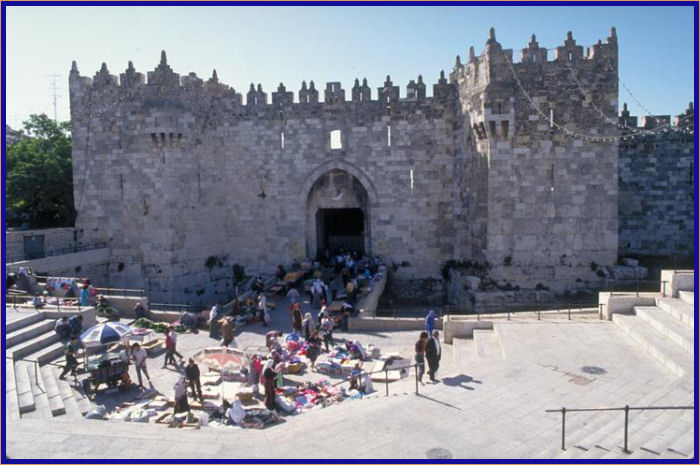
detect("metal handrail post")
[568,303,571,320]
[662,280,667,297]
[635,277,639,298]
[385,369,388,396]
[414,364,419,395]
[561,407,566,450]
[35,360,39,385]
[623,405,630,453]
[507,311,510,321]
[598,303,604,320]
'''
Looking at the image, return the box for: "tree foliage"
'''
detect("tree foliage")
[6,114,75,227]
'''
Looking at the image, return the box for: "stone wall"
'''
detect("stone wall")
[618,104,694,258]
[451,29,620,292]
[70,57,460,305]
[5,227,78,262]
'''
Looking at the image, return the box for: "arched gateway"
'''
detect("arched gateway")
[305,169,372,259]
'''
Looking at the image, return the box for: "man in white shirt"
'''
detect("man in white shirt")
[169,327,184,362]
[131,343,151,388]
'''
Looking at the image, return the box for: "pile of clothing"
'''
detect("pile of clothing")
[274,379,347,415]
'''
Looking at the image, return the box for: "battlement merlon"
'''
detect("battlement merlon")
[69,53,454,108]
[450,27,618,88]
[619,101,695,131]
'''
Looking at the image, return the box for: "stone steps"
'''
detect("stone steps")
[51,364,84,418]
[543,378,689,459]
[6,320,56,349]
[451,337,478,372]
[655,297,694,327]
[9,331,60,361]
[6,312,44,333]
[473,329,503,363]
[635,306,693,353]
[5,357,21,421]
[612,314,690,377]
[32,341,67,365]
[22,360,53,420]
[39,365,67,416]
[664,426,696,458]
[677,290,694,306]
[15,362,35,414]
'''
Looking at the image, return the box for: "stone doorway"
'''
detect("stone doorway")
[306,169,370,259]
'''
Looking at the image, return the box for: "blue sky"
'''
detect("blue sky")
[4,5,696,127]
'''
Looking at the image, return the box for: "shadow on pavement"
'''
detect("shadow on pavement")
[440,374,481,390]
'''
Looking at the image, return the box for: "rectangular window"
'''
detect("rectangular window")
[330,130,342,150]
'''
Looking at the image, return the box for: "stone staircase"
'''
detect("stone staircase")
[613,293,694,377]
[6,312,93,420]
[452,328,504,373]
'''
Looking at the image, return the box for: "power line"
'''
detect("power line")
[46,74,61,123]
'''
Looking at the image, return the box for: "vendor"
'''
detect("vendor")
[134,302,148,319]
[291,302,303,333]
[178,311,197,332]
[262,359,280,410]
[265,330,282,352]
[221,317,235,347]
[302,313,316,341]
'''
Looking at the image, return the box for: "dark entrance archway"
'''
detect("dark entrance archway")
[306,169,370,258]
[316,208,365,254]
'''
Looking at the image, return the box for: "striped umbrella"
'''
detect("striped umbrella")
[80,322,132,348]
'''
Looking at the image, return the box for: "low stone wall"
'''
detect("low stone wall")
[442,318,494,344]
[660,270,694,297]
[356,274,386,317]
[348,315,442,332]
[599,292,657,320]
[6,248,110,285]
[105,296,148,319]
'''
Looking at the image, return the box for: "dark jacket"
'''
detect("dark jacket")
[185,363,200,381]
[425,337,441,362]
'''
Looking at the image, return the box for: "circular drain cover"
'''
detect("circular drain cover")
[426,448,453,459]
[581,365,606,375]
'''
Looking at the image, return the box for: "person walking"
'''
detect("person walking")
[169,326,185,363]
[247,355,262,395]
[68,314,83,338]
[291,302,303,333]
[258,293,269,327]
[302,312,316,341]
[306,330,322,370]
[185,358,203,402]
[263,359,280,410]
[425,310,437,334]
[320,315,334,352]
[162,331,176,368]
[414,331,428,384]
[425,330,442,382]
[130,342,152,388]
[59,337,80,380]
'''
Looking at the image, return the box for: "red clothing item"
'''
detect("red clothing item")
[165,333,173,350]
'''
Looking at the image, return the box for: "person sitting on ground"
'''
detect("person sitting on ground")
[349,361,365,391]
[265,330,283,352]
[178,311,197,332]
[185,358,203,403]
[221,316,235,347]
[33,292,45,309]
[55,317,71,339]
[134,301,148,319]
[68,314,83,338]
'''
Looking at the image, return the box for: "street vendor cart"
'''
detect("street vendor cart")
[81,351,131,399]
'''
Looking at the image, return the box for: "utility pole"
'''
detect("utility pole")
[47,74,61,122]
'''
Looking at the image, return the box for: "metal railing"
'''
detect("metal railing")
[546,404,695,452]
[328,361,424,397]
[148,302,201,312]
[441,300,602,322]
[5,293,82,312]
[606,279,670,298]
[94,287,144,297]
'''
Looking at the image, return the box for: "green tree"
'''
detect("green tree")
[6,114,75,227]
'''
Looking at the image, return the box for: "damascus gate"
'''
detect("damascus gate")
[67,27,694,305]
